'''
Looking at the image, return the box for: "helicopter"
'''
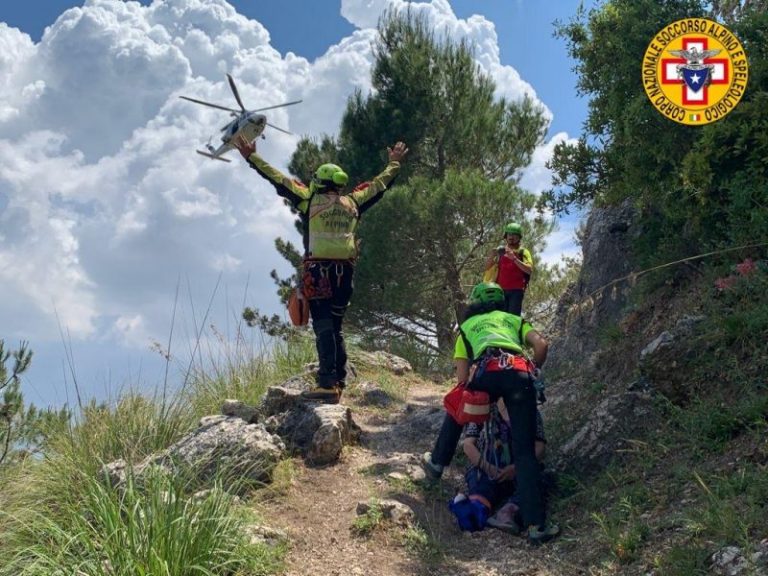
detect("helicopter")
[180,74,301,162]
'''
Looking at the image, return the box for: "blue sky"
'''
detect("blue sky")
[2,0,588,137]
[0,0,589,409]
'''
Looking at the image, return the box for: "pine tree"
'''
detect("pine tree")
[258,9,554,365]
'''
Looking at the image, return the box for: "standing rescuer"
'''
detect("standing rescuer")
[235,136,408,403]
[422,281,559,545]
[484,222,533,316]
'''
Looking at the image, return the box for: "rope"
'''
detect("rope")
[585,240,768,301]
[567,240,768,320]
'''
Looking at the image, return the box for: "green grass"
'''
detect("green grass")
[0,468,285,576]
[351,499,385,537]
[592,497,651,564]
[376,373,410,404]
[653,544,709,576]
[400,524,443,563]
[0,325,314,576]
[185,333,316,417]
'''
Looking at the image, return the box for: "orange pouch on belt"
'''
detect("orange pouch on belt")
[484,354,534,374]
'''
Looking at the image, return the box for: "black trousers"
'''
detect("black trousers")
[503,289,525,316]
[431,369,544,528]
[306,261,354,389]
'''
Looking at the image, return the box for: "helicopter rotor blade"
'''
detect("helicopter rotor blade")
[227,73,246,112]
[266,122,293,135]
[179,96,240,113]
[252,100,303,113]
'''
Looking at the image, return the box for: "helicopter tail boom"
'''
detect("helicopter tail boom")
[196,150,232,163]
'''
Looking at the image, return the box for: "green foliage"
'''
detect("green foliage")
[0,341,69,467]
[711,259,768,352]
[596,322,624,347]
[185,333,316,417]
[336,9,548,182]
[0,340,32,465]
[545,0,706,213]
[0,469,284,576]
[400,524,443,563]
[0,327,310,576]
[269,9,555,360]
[694,467,768,540]
[351,499,385,537]
[592,497,651,564]
[654,544,709,576]
[350,170,551,352]
[545,0,768,264]
[59,394,195,471]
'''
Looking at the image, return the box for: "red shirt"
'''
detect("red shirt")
[496,249,532,290]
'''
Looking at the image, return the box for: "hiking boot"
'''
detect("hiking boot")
[420,451,444,482]
[487,514,521,534]
[487,503,521,534]
[527,523,560,546]
[300,386,341,404]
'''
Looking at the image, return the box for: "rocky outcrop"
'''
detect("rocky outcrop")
[554,391,656,474]
[104,351,411,490]
[548,199,638,373]
[356,380,395,407]
[264,398,360,466]
[356,499,415,526]
[104,415,285,491]
[350,350,413,375]
[639,314,707,404]
[710,540,768,576]
[222,399,259,423]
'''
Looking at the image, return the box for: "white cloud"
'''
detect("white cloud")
[0,0,574,401]
[340,0,548,114]
[538,220,582,266]
[519,131,577,197]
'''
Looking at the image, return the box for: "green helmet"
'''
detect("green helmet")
[469,282,505,305]
[313,163,349,189]
[504,222,523,237]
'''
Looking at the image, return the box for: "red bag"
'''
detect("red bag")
[443,381,490,425]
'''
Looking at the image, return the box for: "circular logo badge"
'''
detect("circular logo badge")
[642,18,748,125]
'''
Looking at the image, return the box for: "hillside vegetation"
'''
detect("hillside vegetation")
[2,1,767,575]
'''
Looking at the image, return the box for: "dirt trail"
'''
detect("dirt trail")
[260,381,580,576]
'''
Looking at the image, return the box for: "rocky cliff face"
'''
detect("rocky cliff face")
[547,199,638,375]
[542,199,659,475]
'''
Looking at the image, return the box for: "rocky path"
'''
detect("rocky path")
[258,380,580,576]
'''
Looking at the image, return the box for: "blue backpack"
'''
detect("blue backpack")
[448,495,489,532]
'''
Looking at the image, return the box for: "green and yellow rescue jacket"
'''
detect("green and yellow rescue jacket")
[454,310,534,361]
[247,153,401,260]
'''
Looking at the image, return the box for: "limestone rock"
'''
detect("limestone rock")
[356,499,414,526]
[556,391,656,473]
[639,314,707,404]
[350,350,413,375]
[710,540,768,576]
[270,401,360,466]
[104,416,285,491]
[221,399,258,423]
[244,524,289,548]
[548,199,638,373]
[356,380,394,407]
[260,386,305,418]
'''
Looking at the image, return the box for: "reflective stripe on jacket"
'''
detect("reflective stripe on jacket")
[248,154,401,259]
